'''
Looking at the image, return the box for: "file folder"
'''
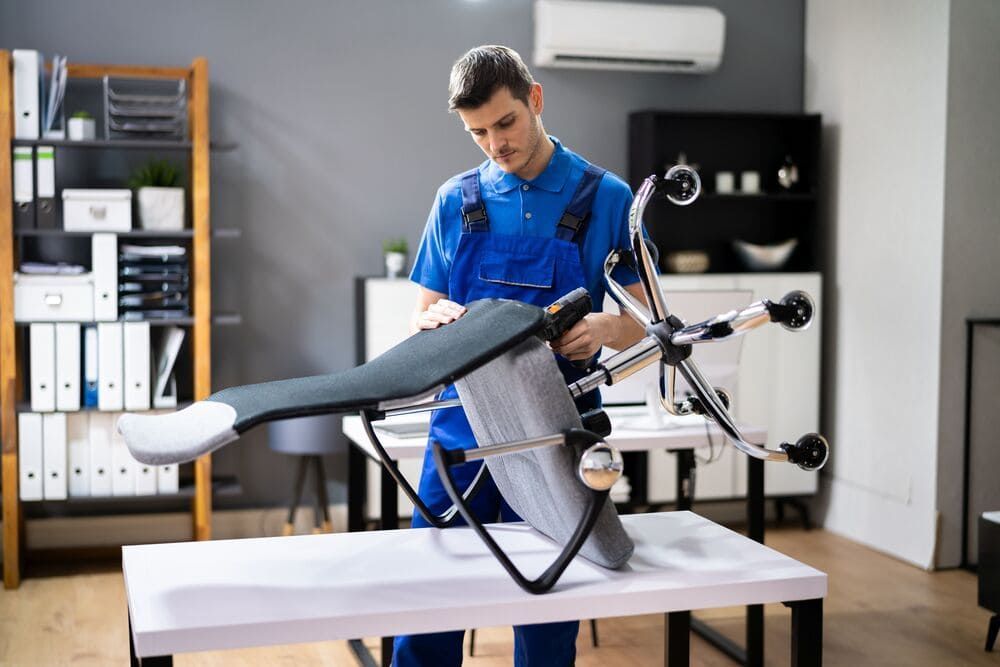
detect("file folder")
[152,326,184,408]
[123,322,151,410]
[35,145,56,228]
[18,413,44,501]
[83,325,99,407]
[13,49,40,139]
[92,233,119,321]
[157,463,179,495]
[55,322,81,411]
[13,146,34,230]
[42,412,68,500]
[67,412,91,497]
[111,415,135,496]
[29,323,56,412]
[88,412,114,496]
[98,322,124,411]
[135,456,157,496]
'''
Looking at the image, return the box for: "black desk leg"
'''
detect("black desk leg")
[787,598,823,667]
[987,614,999,652]
[666,610,691,667]
[748,457,765,543]
[676,449,695,512]
[348,443,367,532]
[129,612,172,666]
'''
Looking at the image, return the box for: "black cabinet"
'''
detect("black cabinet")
[629,111,822,274]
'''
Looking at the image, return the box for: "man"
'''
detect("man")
[395,45,648,667]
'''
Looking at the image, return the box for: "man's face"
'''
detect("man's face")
[456,84,544,177]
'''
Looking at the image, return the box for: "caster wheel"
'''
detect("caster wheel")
[664,164,701,206]
[781,433,829,471]
[779,291,814,332]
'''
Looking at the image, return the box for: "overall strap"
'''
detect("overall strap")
[459,168,489,233]
[555,164,606,243]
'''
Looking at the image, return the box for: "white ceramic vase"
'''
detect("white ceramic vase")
[384,252,406,278]
[137,187,185,231]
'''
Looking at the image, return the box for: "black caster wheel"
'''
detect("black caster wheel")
[781,433,829,471]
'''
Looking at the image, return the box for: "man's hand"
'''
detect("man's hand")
[549,314,612,361]
[414,298,467,331]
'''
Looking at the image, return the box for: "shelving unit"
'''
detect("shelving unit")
[629,110,822,274]
[0,53,215,588]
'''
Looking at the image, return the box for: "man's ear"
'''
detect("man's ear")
[529,82,544,115]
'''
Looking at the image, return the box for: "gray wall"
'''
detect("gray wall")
[936,0,1000,568]
[1,0,805,507]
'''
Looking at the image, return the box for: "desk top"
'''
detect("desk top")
[342,406,767,460]
[124,511,825,657]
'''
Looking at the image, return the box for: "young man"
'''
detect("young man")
[395,45,648,667]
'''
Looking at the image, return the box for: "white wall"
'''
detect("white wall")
[936,0,1000,567]
[805,0,950,568]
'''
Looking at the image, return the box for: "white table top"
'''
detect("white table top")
[342,405,767,461]
[124,511,825,658]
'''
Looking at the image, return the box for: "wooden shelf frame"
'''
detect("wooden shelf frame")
[0,55,214,588]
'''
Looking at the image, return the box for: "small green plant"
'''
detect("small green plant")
[128,160,181,189]
[71,110,93,119]
[382,237,408,255]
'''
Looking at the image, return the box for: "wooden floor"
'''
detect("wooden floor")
[0,524,996,666]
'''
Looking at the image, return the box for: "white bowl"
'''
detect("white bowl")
[732,238,798,271]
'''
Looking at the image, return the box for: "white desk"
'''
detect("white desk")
[124,511,825,666]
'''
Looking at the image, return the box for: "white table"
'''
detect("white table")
[124,511,825,666]
[343,408,772,666]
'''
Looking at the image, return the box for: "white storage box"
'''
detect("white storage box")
[14,273,95,322]
[62,189,132,232]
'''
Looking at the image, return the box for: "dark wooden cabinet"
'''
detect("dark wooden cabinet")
[629,111,822,274]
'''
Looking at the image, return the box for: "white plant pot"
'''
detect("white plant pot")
[67,117,96,141]
[137,187,185,231]
[384,252,407,278]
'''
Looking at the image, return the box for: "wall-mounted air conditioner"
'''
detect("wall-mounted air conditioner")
[533,0,725,74]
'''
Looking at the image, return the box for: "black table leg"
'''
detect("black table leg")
[348,442,367,532]
[666,610,691,667]
[380,464,399,530]
[987,614,999,652]
[676,449,695,512]
[786,598,822,667]
[746,456,765,667]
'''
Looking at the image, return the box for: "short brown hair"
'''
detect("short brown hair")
[448,45,535,111]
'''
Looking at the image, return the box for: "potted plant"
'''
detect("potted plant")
[67,110,96,141]
[382,238,408,278]
[129,160,185,231]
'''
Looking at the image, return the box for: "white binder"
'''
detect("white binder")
[55,322,81,411]
[98,322,124,411]
[135,457,158,496]
[92,233,118,321]
[111,415,135,496]
[13,146,34,228]
[29,323,56,412]
[18,413,43,501]
[88,411,114,496]
[66,412,91,497]
[42,412,68,500]
[123,322,151,410]
[83,325,99,407]
[13,49,40,140]
[157,464,180,495]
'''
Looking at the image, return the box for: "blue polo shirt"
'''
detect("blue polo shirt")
[410,137,641,311]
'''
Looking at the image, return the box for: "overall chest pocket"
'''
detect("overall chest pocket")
[479,249,555,289]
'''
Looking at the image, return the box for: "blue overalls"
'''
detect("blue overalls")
[392,164,606,667]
